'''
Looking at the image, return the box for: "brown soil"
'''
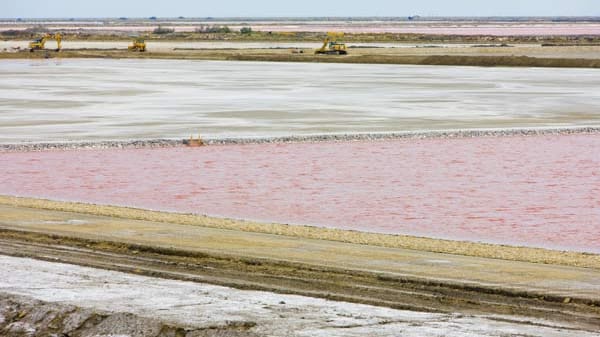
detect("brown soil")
[1,198,600,330]
[1,228,599,331]
[2,46,600,68]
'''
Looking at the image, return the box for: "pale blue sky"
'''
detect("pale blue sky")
[3,0,598,18]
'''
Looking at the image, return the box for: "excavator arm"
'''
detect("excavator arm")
[54,33,62,51]
[318,36,331,51]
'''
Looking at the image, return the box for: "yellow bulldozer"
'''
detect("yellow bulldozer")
[29,33,62,52]
[315,32,347,55]
[128,38,146,52]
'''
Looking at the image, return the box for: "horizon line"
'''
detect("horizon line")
[2,15,600,20]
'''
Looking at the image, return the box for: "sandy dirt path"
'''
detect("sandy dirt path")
[0,203,598,300]
[1,256,597,337]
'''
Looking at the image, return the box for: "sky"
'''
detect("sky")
[3,0,599,18]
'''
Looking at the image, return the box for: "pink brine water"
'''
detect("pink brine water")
[1,134,599,253]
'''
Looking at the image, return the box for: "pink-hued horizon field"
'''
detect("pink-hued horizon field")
[3,23,600,36]
[1,134,599,253]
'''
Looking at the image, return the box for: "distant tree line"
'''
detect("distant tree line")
[195,25,232,33]
[193,25,253,34]
[153,25,175,34]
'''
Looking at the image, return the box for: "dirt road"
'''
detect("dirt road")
[3,45,600,68]
[0,202,599,331]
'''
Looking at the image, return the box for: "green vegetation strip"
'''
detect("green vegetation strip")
[1,195,598,269]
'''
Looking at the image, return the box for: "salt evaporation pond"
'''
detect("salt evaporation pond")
[1,134,599,253]
[1,59,600,143]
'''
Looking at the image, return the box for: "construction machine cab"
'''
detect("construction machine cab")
[128,37,146,52]
[29,33,62,52]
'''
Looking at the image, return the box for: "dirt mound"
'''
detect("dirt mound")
[0,293,257,337]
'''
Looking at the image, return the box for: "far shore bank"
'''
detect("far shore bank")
[2,46,600,68]
[2,126,599,152]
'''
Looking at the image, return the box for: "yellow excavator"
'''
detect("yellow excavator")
[128,38,146,52]
[29,33,62,52]
[315,32,347,55]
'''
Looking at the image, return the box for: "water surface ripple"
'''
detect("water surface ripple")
[1,134,599,253]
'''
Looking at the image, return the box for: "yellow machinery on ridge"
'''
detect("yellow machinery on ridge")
[128,38,146,52]
[29,33,62,52]
[315,32,347,55]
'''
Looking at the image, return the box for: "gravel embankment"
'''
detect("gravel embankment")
[1,126,599,152]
